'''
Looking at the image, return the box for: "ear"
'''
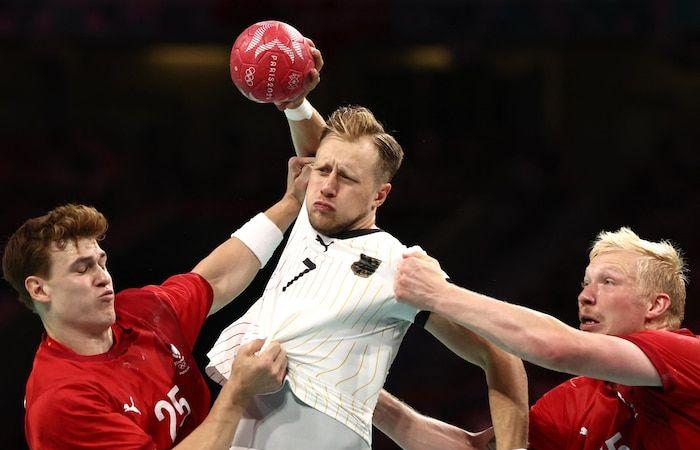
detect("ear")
[645,293,671,322]
[25,276,51,305]
[372,183,392,209]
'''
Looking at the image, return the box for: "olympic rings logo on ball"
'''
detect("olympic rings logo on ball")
[244,67,256,86]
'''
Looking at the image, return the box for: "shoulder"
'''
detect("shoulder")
[622,328,699,348]
[535,376,602,408]
[620,328,700,393]
[116,273,212,318]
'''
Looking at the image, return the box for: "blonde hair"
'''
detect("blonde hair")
[321,105,404,182]
[2,204,108,312]
[590,227,688,329]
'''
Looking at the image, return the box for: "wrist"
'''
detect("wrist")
[429,282,458,312]
[232,213,284,268]
[221,377,254,406]
[284,98,313,121]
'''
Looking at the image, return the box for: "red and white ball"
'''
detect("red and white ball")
[230,21,314,103]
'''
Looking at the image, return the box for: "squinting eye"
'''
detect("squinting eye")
[604,278,615,285]
[77,266,88,274]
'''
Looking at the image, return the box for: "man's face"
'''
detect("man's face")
[39,238,115,336]
[306,135,390,236]
[578,249,649,336]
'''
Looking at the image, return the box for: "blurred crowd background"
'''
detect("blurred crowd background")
[1,1,699,448]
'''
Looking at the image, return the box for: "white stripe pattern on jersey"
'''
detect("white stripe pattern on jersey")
[206,204,419,446]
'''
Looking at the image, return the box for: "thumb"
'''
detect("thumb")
[239,338,265,356]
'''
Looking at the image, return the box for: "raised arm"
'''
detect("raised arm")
[395,253,662,386]
[192,156,312,315]
[424,313,528,450]
[275,40,326,157]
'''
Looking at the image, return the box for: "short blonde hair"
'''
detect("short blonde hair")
[590,227,688,329]
[321,106,404,183]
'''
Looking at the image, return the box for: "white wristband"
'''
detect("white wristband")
[284,98,314,121]
[232,213,283,268]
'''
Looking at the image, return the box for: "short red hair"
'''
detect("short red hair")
[2,204,108,311]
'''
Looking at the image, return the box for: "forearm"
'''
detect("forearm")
[425,314,528,450]
[173,381,249,449]
[287,106,325,156]
[484,349,529,450]
[374,390,475,450]
[435,284,581,373]
[193,195,301,313]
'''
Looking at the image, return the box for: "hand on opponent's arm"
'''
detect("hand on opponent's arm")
[193,156,313,315]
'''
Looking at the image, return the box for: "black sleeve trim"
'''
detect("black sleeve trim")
[414,310,431,328]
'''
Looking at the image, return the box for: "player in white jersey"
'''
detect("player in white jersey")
[208,103,529,449]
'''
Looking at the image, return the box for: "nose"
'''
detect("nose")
[320,172,338,198]
[95,266,112,288]
[577,284,595,307]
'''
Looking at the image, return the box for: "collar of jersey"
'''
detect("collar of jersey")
[42,323,136,361]
[327,228,384,239]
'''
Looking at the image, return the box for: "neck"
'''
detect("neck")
[43,321,114,356]
[350,212,377,231]
[644,318,673,332]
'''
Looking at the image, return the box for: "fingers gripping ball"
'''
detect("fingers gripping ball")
[230,21,314,103]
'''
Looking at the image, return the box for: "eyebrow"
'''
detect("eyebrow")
[68,252,107,270]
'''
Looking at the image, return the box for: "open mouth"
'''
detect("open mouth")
[579,316,599,326]
[579,315,600,330]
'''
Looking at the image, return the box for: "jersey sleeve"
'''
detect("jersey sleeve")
[142,272,214,350]
[621,329,700,396]
[26,385,155,450]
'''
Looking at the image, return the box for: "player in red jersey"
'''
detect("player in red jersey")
[2,156,313,449]
[373,227,698,449]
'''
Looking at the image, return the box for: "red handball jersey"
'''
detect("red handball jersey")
[24,273,214,450]
[529,329,700,450]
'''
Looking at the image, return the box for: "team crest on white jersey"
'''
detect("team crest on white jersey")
[351,253,382,278]
[170,344,190,375]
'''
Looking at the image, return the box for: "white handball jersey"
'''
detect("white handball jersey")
[206,205,420,445]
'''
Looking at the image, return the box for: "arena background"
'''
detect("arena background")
[1,1,699,448]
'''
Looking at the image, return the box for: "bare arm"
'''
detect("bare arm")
[373,389,495,450]
[395,254,662,386]
[174,339,286,449]
[425,313,528,450]
[192,157,312,315]
[274,41,326,157]
[287,107,326,157]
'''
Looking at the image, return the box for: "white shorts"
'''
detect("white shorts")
[231,384,370,450]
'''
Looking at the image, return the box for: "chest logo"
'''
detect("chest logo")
[170,344,190,375]
[351,254,382,278]
[123,396,142,415]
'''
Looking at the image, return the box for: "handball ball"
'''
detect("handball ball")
[230,21,314,103]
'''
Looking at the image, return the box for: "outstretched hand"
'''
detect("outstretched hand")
[275,39,324,111]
